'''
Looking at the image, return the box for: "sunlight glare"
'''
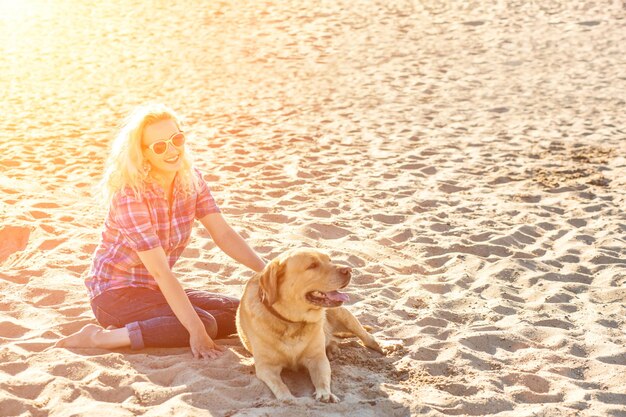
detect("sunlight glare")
[0,0,38,22]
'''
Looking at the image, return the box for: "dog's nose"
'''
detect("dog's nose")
[339,267,352,276]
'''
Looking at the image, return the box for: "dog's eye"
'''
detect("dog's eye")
[307,262,318,270]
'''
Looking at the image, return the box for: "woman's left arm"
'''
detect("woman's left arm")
[199,212,266,273]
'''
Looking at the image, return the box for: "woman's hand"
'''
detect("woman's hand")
[189,329,225,360]
[135,247,227,359]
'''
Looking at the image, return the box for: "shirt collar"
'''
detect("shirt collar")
[144,173,181,199]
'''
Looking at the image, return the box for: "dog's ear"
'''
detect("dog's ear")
[259,258,283,306]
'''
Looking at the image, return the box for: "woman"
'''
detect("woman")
[56,104,266,359]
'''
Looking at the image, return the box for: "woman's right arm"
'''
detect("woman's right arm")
[135,246,224,359]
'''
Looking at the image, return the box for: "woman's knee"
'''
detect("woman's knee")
[195,309,218,339]
[228,297,240,311]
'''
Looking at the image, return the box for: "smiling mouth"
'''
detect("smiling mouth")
[305,290,350,307]
[164,155,180,163]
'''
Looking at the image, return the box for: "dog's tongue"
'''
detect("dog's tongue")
[326,290,349,302]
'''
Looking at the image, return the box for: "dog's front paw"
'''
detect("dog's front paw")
[315,390,340,403]
[274,393,297,403]
[366,338,384,354]
[379,339,404,355]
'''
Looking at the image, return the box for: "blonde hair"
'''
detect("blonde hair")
[99,103,198,204]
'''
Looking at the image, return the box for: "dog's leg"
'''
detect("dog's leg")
[327,307,383,354]
[255,362,295,401]
[303,355,339,403]
[325,339,341,360]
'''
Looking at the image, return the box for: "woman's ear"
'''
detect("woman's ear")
[259,258,283,306]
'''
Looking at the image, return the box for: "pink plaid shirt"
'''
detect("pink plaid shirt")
[85,169,220,299]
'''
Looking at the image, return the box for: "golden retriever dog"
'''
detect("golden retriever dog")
[236,248,383,403]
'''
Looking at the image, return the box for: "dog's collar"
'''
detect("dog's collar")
[258,287,302,324]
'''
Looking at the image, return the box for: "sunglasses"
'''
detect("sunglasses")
[145,132,186,155]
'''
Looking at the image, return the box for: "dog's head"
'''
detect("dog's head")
[259,249,351,309]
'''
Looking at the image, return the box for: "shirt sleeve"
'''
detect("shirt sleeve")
[194,169,221,220]
[111,193,162,252]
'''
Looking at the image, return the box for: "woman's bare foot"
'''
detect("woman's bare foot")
[55,324,131,349]
[55,324,104,348]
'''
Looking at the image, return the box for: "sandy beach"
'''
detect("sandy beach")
[1,0,625,416]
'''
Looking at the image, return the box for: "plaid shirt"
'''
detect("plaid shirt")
[85,169,220,299]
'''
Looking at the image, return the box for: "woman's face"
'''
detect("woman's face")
[142,118,184,177]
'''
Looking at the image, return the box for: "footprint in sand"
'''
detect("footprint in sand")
[491,304,517,315]
[460,334,530,354]
[24,288,67,307]
[31,202,60,209]
[28,210,51,220]
[49,361,98,382]
[437,383,479,397]
[596,352,626,366]
[0,320,31,338]
[372,214,406,225]
[346,254,366,268]
[260,213,295,224]
[301,223,353,240]
[439,182,469,194]
[0,376,53,402]
[512,391,564,404]
[38,238,66,251]
[0,226,31,263]
[0,361,28,376]
[533,318,574,330]
[567,218,587,228]
[503,373,551,393]
[306,209,331,218]
[0,160,21,168]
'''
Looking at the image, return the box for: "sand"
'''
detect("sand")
[1,0,625,416]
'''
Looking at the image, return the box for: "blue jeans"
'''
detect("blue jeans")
[91,287,239,350]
